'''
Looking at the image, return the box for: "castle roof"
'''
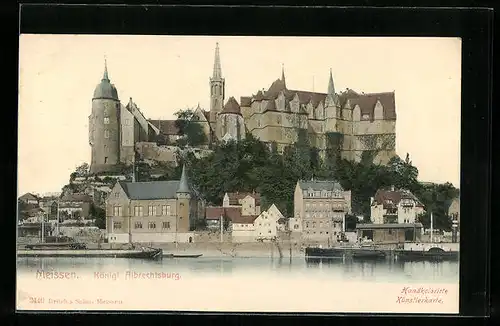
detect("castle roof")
[221,97,242,115]
[340,90,396,120]
[148,120,182,135]
[245,73,396,120]
[93,59,119,101]
[240,96,252,107]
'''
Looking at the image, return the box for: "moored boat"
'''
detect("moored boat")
[395,243,459,261]
[305,245,387,260]
[17,247,163,260]
[171,254,203,258]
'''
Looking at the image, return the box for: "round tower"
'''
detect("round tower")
[89,59,121,174]
[217,97,246,142]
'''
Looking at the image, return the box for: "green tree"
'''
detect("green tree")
[89,204,106,229]
[174,109,208,147]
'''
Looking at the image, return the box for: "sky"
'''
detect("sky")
[18,35,461,196]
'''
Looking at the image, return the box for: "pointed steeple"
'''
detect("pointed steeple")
[281,63,286,88]
[328,68,335,96]
[212,42,222,79]
[177,164,190,193]
[102,56,109,81]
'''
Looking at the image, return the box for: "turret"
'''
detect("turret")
[176,164,191,232]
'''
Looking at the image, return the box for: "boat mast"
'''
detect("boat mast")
[220,213,223,243]
[430,212,434,243]
[41,211,45,243]
[56,200,60,242]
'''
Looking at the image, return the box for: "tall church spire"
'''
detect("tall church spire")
[328,68,335,96]
[213,42,222,79]
[209,42,225,122]
[103,56,109,81]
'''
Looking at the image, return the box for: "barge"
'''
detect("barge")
[305,245,387,260]
[18,243,164,260]
[395,243,459,261]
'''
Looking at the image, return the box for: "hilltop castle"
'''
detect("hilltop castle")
[88,43,397,174]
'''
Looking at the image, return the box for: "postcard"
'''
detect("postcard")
[17,35,461,313]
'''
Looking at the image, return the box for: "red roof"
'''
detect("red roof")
[205,206,257,224]
[205,206,241,221]
[373,188,424,208]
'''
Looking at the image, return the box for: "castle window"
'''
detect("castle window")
[104,130,110,138]
[113,222,122,229]
[134,222,143,229]
[104,157,108,164]
[104,117,110,124]
[113,206,122,216]
[148,205,154,216]
[148,221,156,229]
[162,221,170,229]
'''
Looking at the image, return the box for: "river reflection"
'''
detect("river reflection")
[17,256,459,283]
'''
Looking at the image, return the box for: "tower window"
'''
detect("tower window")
[104,157,108,163]
[104,130,110,138]
[104,117,110,124]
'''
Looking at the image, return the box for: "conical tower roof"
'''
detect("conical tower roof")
[93,58,119,101]
[177,164,190,193]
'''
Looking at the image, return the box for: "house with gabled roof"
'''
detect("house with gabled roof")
[105,165,202,243]
[223,191,261,216]
[370,186,425,224]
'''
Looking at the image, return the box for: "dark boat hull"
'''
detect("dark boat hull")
[305,247,387,260]
[395,250,459,261]
[17,249,163,260]
[171,254,203,258]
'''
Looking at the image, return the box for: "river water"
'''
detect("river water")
[16,257,460,313]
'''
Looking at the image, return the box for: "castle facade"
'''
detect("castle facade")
[89,43,396,174]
